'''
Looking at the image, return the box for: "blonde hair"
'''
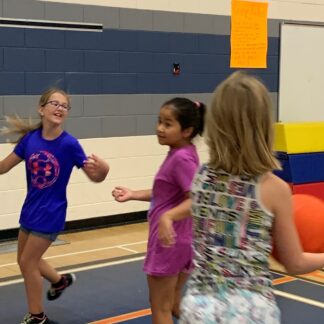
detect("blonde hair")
[206,71,280,176]
[1,88,70,144]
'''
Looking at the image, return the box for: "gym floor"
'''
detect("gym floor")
[0,223,323,323]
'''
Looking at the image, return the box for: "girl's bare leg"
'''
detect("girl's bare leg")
[147,274,178,324]
[17,231,52,314]
[172,272,190,319]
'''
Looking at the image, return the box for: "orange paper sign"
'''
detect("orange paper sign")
[230,0,268,68]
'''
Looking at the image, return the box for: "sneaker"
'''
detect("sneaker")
[47,273,76,301]
[21,313,49,324]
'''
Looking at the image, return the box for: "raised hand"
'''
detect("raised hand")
[112,186,133,202]
[83,154,109,182]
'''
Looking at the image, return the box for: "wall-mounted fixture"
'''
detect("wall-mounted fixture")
[173,63,180,75]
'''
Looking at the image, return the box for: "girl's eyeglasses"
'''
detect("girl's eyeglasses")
[45,100,71,111]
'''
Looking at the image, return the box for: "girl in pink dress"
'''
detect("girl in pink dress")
[112,97,205,324]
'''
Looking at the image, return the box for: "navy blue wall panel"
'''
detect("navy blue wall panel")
[152,53,183,73]
[0,72,24,95]
[0,27,280,95]
[137,31,169,52]
[4,48,45,72]
[101,30,138,51]
[0,28,24,46]
[102,73,137,94]
[46,50,84,72]
[268,37,280,56]
[198,34,229,54]
[84,51,119,72]
[168,33,199,53]
[0,48,3,71]
[169,75,193,93]
[66,73,102,94]
[65,31,102,50]
[137,73,170,94]
[25,73,64,95]
[25,29,64,48]
[120,52,153,73]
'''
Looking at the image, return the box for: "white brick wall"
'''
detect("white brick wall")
[0,136,208,230]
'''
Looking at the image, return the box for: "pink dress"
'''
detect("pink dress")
[143,144,199,276]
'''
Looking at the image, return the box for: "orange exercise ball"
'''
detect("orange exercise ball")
[272,194,324,262]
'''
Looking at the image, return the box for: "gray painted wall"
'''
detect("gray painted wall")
[0,92,278,143]
[0,0,282,36]
[0,0,281,143]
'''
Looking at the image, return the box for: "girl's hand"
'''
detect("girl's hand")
[112,186,133,202]
[83,154,109,182]
[158,213,176,247]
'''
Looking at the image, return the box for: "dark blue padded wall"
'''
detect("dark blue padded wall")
[274,152,324,184]
[0,27,279,96]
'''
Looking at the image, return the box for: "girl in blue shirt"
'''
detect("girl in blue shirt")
[0,88,109,324]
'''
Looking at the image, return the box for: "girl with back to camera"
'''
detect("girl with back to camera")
[0,88,109,324]
[112,98,206,324]
[159,71,324,323]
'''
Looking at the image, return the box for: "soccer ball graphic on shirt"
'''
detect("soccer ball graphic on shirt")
[28,151,60,189]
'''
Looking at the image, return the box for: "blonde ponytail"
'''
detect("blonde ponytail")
[1,115,41,144]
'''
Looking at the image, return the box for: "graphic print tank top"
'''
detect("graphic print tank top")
[188,164,275,300]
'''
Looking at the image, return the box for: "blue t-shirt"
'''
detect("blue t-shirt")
[14,128,87,233]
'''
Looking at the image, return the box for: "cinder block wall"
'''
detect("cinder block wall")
[0,0,322,231]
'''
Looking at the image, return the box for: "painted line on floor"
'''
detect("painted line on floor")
[272,276,296,285]
[274,289,324,308]
[0,240,147,268]
[119,246,139,254]
[271,270,324,287]
[88,308,152,324]
[87,288,324,324]
[0,255,146,287]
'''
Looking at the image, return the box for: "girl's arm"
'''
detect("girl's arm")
[112,187,152,202]
[263,174,324,275]
[161,196,191,221]
[82,154,109,182]
[158,155,198,246]
[0,152,22,174]
[158,195,191,247]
